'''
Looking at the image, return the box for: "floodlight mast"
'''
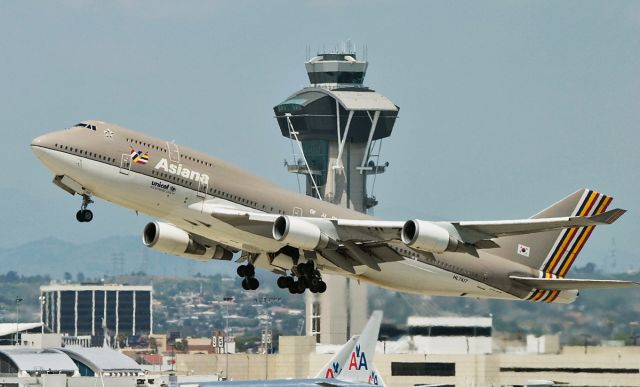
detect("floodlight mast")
[273,47,399,344]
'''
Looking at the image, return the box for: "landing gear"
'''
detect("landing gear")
[76,195,94,223]
[277,261,326,294]
[237,264,259,291]
[76,210,93,222]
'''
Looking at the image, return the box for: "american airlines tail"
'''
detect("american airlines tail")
[333,311,385,386]
[315,336,359,379]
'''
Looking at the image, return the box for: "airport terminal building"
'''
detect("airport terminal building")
[40,283,153,342]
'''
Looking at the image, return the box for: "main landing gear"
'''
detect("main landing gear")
[277,261,327,294]
[237,264,259,291]
[75,194,94,223]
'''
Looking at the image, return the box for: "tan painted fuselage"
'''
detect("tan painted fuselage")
[31,120,567,302]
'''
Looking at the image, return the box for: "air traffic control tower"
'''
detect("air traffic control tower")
[273,51,399,344]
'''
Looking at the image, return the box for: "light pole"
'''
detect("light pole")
[629,322,639,346]
[15,297,23,345]
[223,296,234,381]
[581,333,592,354]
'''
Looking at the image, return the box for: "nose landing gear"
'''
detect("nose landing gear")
[277,261,326,294]
[76,194,94,223]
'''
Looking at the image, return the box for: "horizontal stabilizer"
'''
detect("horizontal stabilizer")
[510,276,640,290]
[457,208,626,238]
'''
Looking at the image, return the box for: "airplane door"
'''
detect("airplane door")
[119,153,131,175]
[166,141,180,163]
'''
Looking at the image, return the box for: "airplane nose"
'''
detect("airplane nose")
[31,133,55,159]
[31,134,46,147]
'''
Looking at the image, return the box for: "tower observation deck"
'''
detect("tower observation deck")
[274,50,399,344]
[274,52,399,211]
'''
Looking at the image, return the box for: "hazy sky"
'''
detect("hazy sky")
[1,1,638,269]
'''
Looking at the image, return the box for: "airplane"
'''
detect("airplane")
[178,311,385,386]
[31,121,639,303]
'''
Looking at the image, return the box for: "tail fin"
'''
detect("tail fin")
[493,189,613,276]
[337,310,383,385]
[315,335,359,379]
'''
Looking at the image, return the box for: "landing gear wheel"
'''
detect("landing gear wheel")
[241,278,250,290]
[76,195,94,223]
[277,276,290,289]
[76,209,93,222]
[318,281,327,293]
[239,264,258,291]
[81,209,93,222]
[295,280,306,293]
[248,277,259,290]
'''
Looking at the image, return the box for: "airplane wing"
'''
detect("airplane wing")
[510,276,640,290]
[203,202,626,270]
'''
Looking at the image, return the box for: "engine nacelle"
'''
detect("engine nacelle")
[143,222,232,260]
[272,216,331,250]
[400,220,458,253]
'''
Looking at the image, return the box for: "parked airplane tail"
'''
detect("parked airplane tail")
[493,189,614,276]
[315,335,359,379]
[337,311,384,386]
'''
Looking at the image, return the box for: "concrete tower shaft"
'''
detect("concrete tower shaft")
[273,51,399,344]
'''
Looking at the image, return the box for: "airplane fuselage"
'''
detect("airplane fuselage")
[31,121,571,302]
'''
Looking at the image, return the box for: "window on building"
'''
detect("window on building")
[391,362,455,377]
[311,301,321,343]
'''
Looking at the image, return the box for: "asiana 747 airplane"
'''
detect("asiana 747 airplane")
[31,121,638,303]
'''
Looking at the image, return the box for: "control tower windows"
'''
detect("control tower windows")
[308,71,365,85]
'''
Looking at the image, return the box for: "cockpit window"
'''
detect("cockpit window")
[74,123,96,131]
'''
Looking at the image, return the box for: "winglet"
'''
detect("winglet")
[589,208,626,224]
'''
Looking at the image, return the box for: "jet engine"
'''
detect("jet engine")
[400,220,459,253]
[143,221,232,260]
[272,216,332,250]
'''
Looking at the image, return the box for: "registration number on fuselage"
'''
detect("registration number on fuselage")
[453,274,468,283]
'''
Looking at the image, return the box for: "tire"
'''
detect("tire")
[295,280,306,293]
[249,277,259,290]
[241,278,250,290]
[285,276,294,288]
[318,281,327,293]
[277,276,288,289]
[245,264,255,277]
[76,211,83,222]
[309,277,320,288]
[237,265,246,278]
[82,210,93,222]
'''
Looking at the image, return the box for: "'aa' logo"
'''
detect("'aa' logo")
[348,344,368,371]
[368,371,379,385]
[324,361,341,379]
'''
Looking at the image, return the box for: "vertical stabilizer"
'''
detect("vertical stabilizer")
[494,189,614,303]
[493,189,612,275]
[337,311,384,385]
[315,335,359,379]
